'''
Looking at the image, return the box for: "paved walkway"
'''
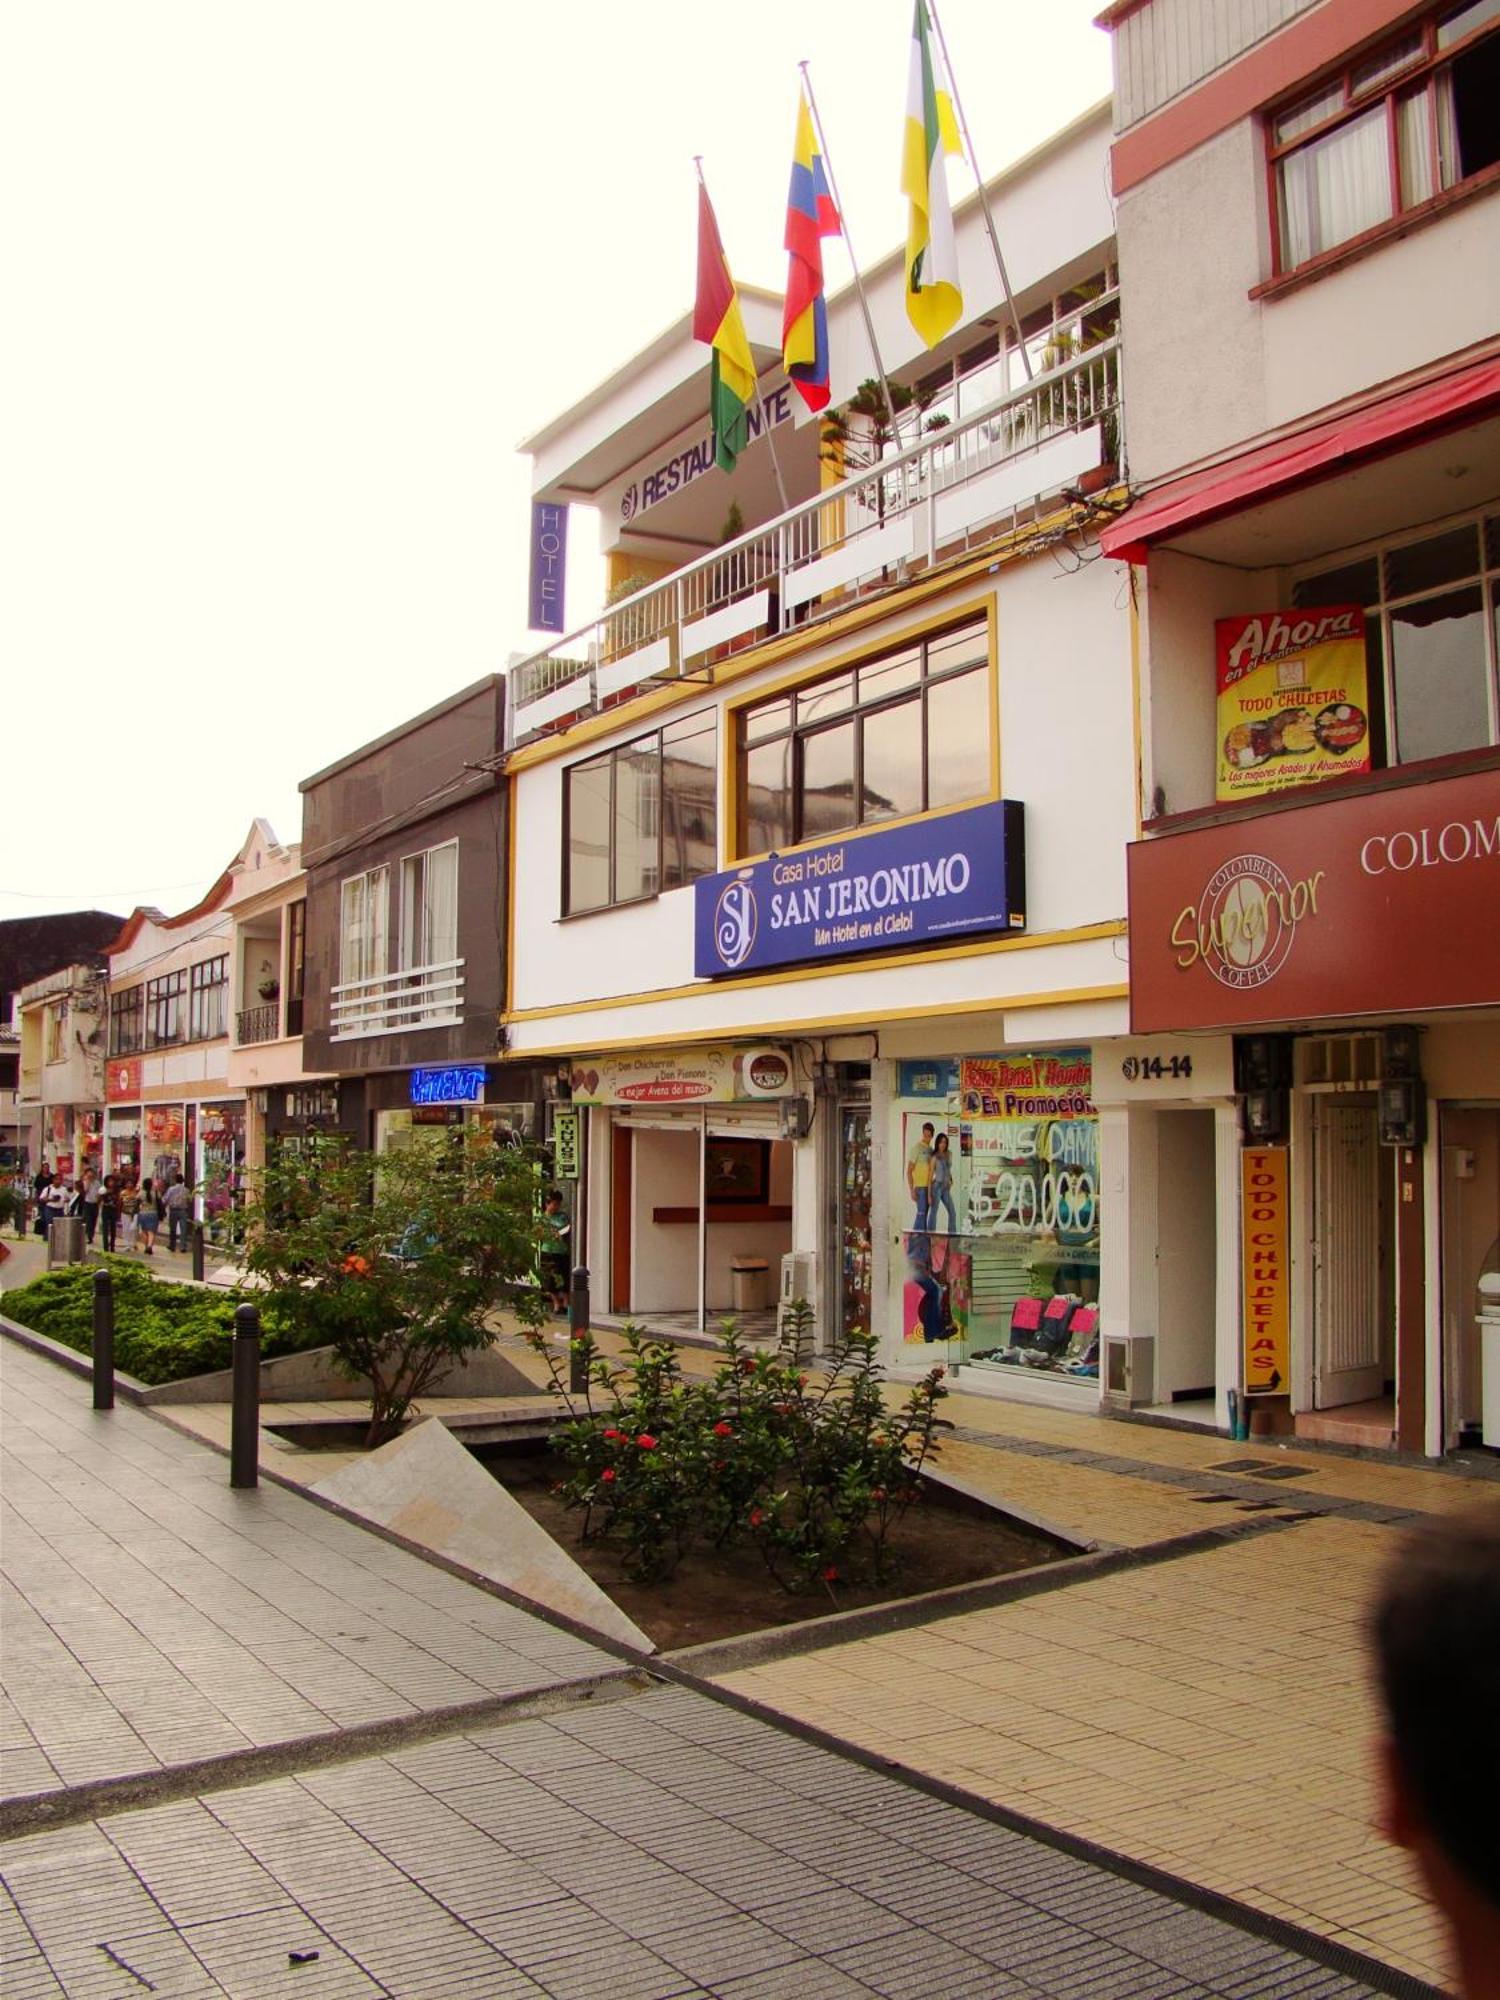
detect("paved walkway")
[1,1330,1425,2000]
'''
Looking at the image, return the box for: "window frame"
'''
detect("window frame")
[398,839,460,973]
[1289,504,1500,768]
[109,985,144,1057]
[734,614,994,859]
[188,955,229,1043]
[1264,3,1500,283]
[561,710,719,918]
[144,969,187,1050]
[338,865,390,988]
[45,1001,68,1064]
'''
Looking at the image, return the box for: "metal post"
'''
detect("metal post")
[568,1264,590,1393]
[191,1222,205,1283]
[230,1303,261,1489]
[92,1267,114,1412]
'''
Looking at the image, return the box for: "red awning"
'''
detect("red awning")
[1102,354,1500,564]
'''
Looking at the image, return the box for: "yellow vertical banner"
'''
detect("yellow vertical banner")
[1242,1146,1290,1394]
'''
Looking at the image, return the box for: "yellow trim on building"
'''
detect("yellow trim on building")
[504,918,1128,1024]
[504,983,1130,1060]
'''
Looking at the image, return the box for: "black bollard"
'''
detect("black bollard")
[92,1268,115,1412]
[230,1302,261,1489]
[191,1221,205,1283]
[568,1264,590,1393]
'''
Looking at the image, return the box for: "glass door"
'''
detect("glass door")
[838,1101,872,1339]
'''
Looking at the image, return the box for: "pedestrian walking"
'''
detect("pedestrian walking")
[31,1165,53,1237]
[136,1177,160,1256]
[540,1187,570,1315]
[79,1168,102,1244]
[163,1174,192,1252]
[119,1179,140,1252]
[99,1174,120,1253]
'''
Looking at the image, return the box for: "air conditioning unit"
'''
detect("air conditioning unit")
[777,1252,817,1346]
[1101,1332,1155,1409]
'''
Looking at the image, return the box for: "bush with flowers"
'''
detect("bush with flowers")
[527,1301,949,1596]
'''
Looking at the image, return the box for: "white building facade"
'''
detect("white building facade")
[505,106,1144,1411]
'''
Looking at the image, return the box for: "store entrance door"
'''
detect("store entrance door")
[1312,1099,1386,1408]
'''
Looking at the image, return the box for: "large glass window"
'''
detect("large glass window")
[109,986,143,1056]
[736,617,990,852]
[1269,3,1500,276]
[188,956,228,1042]
[399,842,459,971]
[1293,511,1500,765]
[145,970,186,1049]
[339,866,389,987]
[563,712,718,915]
[286,899,306,1037]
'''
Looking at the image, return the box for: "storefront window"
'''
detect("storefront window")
[892,1051,1101,1383]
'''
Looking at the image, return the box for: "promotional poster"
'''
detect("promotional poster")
[1215,606,1370,801]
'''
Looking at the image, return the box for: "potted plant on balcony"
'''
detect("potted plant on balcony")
[257,976,280,1002]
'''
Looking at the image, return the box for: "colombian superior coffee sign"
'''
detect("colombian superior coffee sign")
[1216,606,1370,801]
[1128,767,1500,1032]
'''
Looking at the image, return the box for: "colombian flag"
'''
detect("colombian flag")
[902,0,963,349]
[694,180,757,474]
[783,91,841,414]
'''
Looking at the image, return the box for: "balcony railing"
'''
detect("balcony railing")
[508,324,1122,744]
[235,1003,281,1047]
[329,958,465,1041]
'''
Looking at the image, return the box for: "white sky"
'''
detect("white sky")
[3,1,1112,923]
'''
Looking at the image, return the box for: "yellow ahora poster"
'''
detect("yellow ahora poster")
[1216,605,1370,801]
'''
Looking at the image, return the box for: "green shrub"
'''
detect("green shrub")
[528,1303,950,1597]
[0,1257,309,1386]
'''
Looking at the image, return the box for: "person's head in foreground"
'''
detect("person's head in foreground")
[1371,1508,1500,1997]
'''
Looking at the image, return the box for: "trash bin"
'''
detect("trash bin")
[47,1216,87,1268]
[730,1256,770,1313]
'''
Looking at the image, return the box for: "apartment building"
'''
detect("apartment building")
[1098,0,1500,1452]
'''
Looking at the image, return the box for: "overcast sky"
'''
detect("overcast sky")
[4,1,1112,923]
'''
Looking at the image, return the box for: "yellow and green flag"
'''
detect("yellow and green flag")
[694,179,757,473]
[902,0,963,349]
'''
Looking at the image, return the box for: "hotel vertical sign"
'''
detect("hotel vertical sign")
[1242,1147,1290,1395]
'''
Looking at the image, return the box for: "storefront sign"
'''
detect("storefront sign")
[1216,607,1370,801]
[1241,1146,1290,1394]
[106,1058,142,1102]
[620,385,794,523]
[1128,767,1500,1031]
[552,1107,581,1179]
[144,1106,184,1146]
[959,1053,1093,1118]
[897,1059,959,1099]
[410,1065,487,1106]
[528,501,568,633]
[694,801,1025,978]
[567,1045,794,1106]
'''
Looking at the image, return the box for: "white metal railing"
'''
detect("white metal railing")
[329,957,465,1040]
[508,325,1122,744]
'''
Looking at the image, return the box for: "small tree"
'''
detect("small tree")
[244,1132,547,1447]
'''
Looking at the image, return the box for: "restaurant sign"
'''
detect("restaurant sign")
[568,1045,795,1107]
[106,1058,143,1102]
[694,800,1025,978]
[1129,768,1500,1031]
[1242,1146,1290,1395]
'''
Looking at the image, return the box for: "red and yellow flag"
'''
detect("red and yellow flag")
[694,179,757,473]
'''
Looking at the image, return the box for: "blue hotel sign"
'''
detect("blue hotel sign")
[694,801,1025,978]
[410,1065,487,1106]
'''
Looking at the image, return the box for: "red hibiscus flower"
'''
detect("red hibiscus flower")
[600,1467,616,1483]
[712,1421,732,1437]
[749,1506,764,1528]
[822,1565,839,1584]
[602,1428,621,1441]
[636,1433,658,1450]
[341,1254,370,1276]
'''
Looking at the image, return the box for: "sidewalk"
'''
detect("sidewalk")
[4,1239,1493,1990]
[0,1334,1409,2000]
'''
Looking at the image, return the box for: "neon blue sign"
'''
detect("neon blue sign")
[410,1065,487,1106]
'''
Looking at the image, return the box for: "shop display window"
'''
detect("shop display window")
[893,1050,1100,1383]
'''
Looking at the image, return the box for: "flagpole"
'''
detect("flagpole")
[798,63,904,444]
[695,156,790,514]
[924,0,1032,380]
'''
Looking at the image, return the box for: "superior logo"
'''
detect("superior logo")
[1170,853,1325,990]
